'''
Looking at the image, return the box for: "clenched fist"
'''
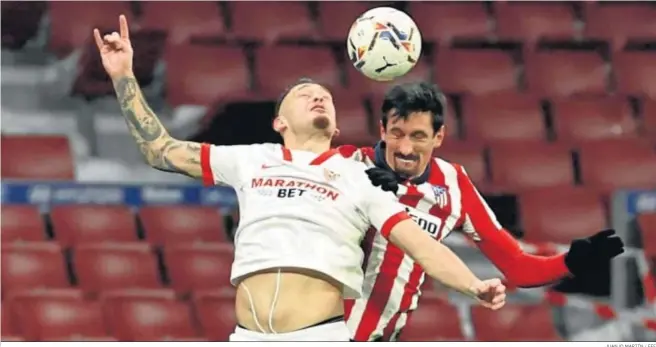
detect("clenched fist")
[469,278,507,310]
[93,14,134,80]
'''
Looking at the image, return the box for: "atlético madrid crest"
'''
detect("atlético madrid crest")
[432,185,448,208]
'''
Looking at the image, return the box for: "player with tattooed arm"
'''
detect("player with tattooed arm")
[94,16,506,341]
[339,82,626,341]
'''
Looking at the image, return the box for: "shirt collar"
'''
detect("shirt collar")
[373,141,431,185]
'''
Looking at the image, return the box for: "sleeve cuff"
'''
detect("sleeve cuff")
[200,143,214,187]
[380,211,411,239]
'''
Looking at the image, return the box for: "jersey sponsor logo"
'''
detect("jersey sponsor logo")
[404,205,443,237]
[251,177,340,201]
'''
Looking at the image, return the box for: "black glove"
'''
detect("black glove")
[564,229,625,277]
[365,167,399,195]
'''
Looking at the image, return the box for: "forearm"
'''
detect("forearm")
[112,75,201,176]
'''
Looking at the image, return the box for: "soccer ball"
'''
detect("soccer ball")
[347,7,422,82]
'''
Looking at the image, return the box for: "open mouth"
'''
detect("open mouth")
[311,105,326,112]
[396,158,417,165]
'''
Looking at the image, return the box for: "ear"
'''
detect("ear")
[273,116,286,133]
[333,128,341,137]
[433,125,446,149]
[379,121,386,141]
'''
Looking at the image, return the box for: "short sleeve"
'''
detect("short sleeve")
[200,143,270,187]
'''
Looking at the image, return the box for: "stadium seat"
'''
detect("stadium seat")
[613,51,656,99]
[408,2,491,44]
[1,243,70,293]
[193,289,237,341]
[165,44,250,106]
[578,139,656,192]
[347,59,431,98]
[461,93,546,143]
[48,2,133,57]
[471,304,562,341]
[229,2,316,43]
[489,142,574,192]
[140,206,228,246]
[163,243,234,293]
[103,289,198,341]
[643,98,656,139]
[494,2,577,45]
[1,1,46,50]
[317,2,373,41]
[2,303,20,339]
[332,92,374,146]
[584,4,656,51]
[519,187,607,244]
[1,205,45,243]
[551,96,637,143]
[10,289,107,341]
[637,213,656,257]
[1,135,75,180]
[435,49,517,95]
[435,141,488,187]
[399,294,464,341]
[140,2,225,44]
[50,205,138,247]
[254,45,340,96]
[524,51,607,97]
[73,243,162,293]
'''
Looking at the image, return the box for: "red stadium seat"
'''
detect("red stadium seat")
[1,135,74,180]
[140,206,228,246]
[1,205,44,243]
[103,289,198,341]
[435,141,487,187]
[399,295,464,341]
[471,304,561,341]
[1,1,46,50]
[519,187,607,244]
[193,289,236,341]
[50,205,138,247]
[551,96,637,144]
[164,44,250,107]
[73,243,161,292]
[409,2,491,44]
[10,289,107,341]
[525,51,607,97]
[637,213,656,257]
[48,2,133,57]
[462,93,546,143]
[494,2,577,45]
[435,49,517,95]
[255,45,340,96]
[332,92,374,146]
[578,139,656,192]
[489,142,574,192]
[347,60,431,98]
[613,51,656,99]
[1,243,70,293]
[643,98,656,139]
[230,2,316,43]
[140,2,225,44]
[2,303,20,339]
[584,4,656,51]
[163,243,234,293]
[317,2,373,41]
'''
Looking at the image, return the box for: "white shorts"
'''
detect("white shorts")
[229,321,351,341]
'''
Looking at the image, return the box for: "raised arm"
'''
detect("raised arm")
[94,15,202,178]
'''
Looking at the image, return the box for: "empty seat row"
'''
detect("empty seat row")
[1,242,232,294]
[1,288,561,342]
[1,204,229,245]
[637,213,656,258]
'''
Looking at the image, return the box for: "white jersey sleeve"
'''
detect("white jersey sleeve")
[200,143,275,187]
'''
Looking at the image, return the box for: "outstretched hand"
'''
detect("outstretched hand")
[93,14,134,80]
[469,278,506,310]
[565,229,625,277]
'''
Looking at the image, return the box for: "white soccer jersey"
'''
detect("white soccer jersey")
[199,143,410,299]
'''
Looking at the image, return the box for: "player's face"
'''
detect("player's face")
[381,111,445,179]
[276,83,337,137]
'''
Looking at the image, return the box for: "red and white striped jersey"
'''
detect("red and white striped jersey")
[339,144,503,341]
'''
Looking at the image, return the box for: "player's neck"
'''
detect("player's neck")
[283,136,331,154]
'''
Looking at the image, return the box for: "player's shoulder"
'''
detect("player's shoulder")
[430,156,466,177]
[336,145,375,161]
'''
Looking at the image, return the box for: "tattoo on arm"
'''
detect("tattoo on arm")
[114,76,202,178]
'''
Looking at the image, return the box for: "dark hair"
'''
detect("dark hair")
[380,82,447,133]
[274,77,329,118]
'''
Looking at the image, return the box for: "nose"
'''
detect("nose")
[398,137,414,155]
[313,94,326,103]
